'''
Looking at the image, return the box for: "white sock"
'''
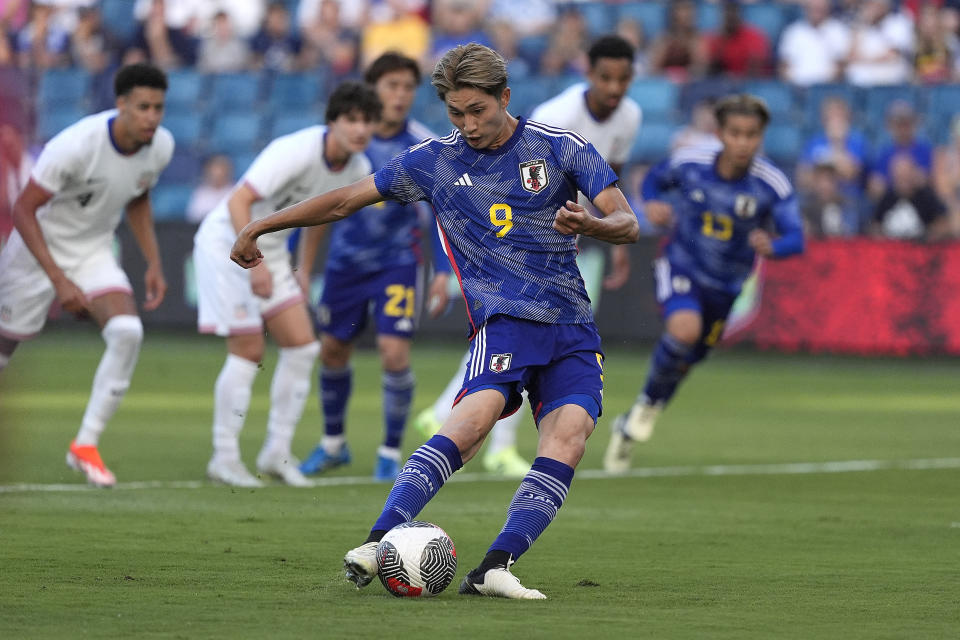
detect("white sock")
[262,341,319,456]
[213,354,259,461]
[377,445,401,461]
[321,434,345,454]
[0,352,9,372]
[75,315,143,446]
[488,391,526,454]
[432,350,472,423]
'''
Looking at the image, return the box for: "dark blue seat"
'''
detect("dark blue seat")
[162,113,203,149]
[208,113,263,154]
[579,2,615,36]
[742,4,788,43]
[100,0,138,42]
[268,72,324,111]
[627,78,679,121]
[36,105,85,142]
[629,122,675,164]
[270,112,319,139]
[38,69,90,107]
[164,70,205,111]
[151,184,193,221]
[158,148,203,186]
[763,123,802,165]
[862,85,920,132]
[208,73,262,113]
[617,3,666,39]
[741,80,796,120]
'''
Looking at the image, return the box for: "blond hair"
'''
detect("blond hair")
[431,43,508,101]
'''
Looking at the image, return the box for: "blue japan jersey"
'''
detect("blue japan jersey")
[325,120,436,273]
[643,146,804,295]
[374,117,618,334]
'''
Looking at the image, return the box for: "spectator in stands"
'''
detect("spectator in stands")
[360,0,430,69]
[70,6,120,73]
[131,0,198,69]
[778,0,851,86]
[800,158,861,237]
[15,2,70,69]
[615,18,649,76]
[671,98,720,151]
[914,4,958,84]
[487,0,554,39]
[845,0,914,86]
[539,8,589,76]
[133,0,264,40]
[297,0,369,35]
[868,101,933,201]
[647,0,707,81]
[872,153,950,242]
[705,0,771,78]
[0,121,31,245]
[428,0,492,68]
[197,11,250,73]
[251,1,303,72]
[797,97,867,202]
[301,0,359,77]
[932,114,960,236]
[0,0,29,33]
[186,155,234,224]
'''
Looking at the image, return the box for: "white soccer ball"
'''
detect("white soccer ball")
[376,521,458,597]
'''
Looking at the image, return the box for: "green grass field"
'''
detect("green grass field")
[2,330,959,639]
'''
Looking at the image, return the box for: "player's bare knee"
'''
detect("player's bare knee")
[320,335,351,368]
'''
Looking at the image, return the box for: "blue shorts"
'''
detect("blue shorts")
[318,264,420,342]
[652,256,738,358]
[455,315,604,426]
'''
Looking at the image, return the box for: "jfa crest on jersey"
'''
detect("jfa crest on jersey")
[489,353,512,373]
[519,159,548,193]
[373,117,618,335]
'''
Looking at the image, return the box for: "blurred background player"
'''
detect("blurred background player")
[604,94,805,473]
[192,81,380,488]
[0,63,172,487]
[297,52,451,483]
[412,34,640,478]
[229,42,640,600]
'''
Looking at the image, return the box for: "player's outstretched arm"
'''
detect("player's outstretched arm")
[553,185,639,245]
[12,179,90,316]
[231,175,384,269]
[126,191,167,310]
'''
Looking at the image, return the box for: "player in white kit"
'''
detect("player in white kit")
[193,81,379,487]
[0,64,173,487]
[412,35,642,476]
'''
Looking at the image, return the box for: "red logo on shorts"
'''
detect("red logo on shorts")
[489,353,512,373]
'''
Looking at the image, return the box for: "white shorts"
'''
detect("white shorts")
[0,237,132,340]
[193,238,304,337]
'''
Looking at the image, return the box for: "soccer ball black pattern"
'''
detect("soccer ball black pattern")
[376,521,457,598]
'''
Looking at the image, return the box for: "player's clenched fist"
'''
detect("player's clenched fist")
[644,200,673,227]
[230,231,263,269]
[553,200,592,235]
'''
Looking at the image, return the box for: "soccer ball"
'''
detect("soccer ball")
[376,521,457,597]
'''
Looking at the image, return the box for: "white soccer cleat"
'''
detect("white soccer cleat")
[343,542,379,589]
[256,449,315,488]
[458,562,547,600]
[623,402,662,442]
[207,457,264,488]
[603,414,635,474]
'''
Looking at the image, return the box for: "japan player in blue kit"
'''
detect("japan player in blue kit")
[603,94,805,473]
[230,44,639,599]
[296,53,451,482]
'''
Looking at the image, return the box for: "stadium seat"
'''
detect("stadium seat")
[741,80,797,120]
[629,122,675,164]
[863,85,920,132]
[511,76,557,118]
[578,2,615,36]
[928,85,960,120]
[762,124,802,165]
[742,4,788,43]
[36,105,85,142]
[268,72,324,111]
[229,150,258,176]
[164,70,205,111]
[697,2,722,32]
[627,78,679,121]
[162,113,204,149]
[270,112,319,139]
[209,73,263,113]
[516,34,550,68]
[150,184,193,221]
[100,0,138,42]
[616,3,666,40]
[208,113,263,154]
[38,69,90,107]
[158,148,203,187]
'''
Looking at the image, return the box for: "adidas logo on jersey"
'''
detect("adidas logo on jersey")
[453,173,474,186]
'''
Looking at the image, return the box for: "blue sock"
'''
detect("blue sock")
[371,434,463,534]
[382,368,414,450]
[642,333,695,405]
[487,457,574,561]
[321,365,351,437]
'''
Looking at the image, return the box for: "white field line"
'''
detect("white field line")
[1,457,959,494]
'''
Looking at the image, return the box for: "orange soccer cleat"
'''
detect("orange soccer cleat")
[66,441,116,488]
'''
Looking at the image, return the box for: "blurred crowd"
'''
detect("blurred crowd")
[2,0,960,241]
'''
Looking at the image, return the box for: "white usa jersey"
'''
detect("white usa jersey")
[197,125,371,262]
[530,82,641,167]
[25,109,174,267]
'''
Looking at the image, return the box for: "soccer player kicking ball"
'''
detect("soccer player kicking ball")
[0,63,173,487]
[193,82,380,488]
[413,34,642,478]
[297,53,451,482]
[230,44,639,599]
[603,94,805,473]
